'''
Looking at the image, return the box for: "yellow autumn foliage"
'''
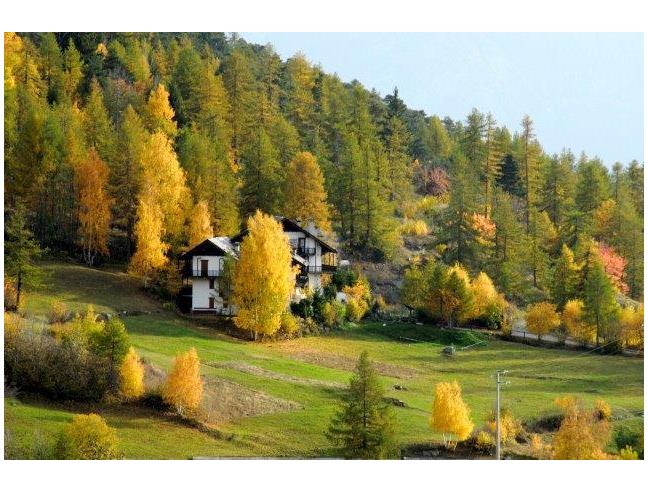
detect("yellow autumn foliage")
[56,413,121,460]
[552,396,611,460]
[618,304,644,348]
[129,197,168,278]
[343,276,372,322]
[430,381,474,444]
[469,272,506,321]
[119,347,145,399]
[187,200,213,247]
[562,299,595,344]
[399,219,429,236]
[526,302,561,340]
[145,83,177,136]
[162,348,203,415]
[232,211,296,339]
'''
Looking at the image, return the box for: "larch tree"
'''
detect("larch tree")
[83,78,115,164]
[482,113,503,218]
[129,197,168,285]
[550,244,580,309]
[525,302,561,341]
[232,211,296,340]
[162,348,203,416]
[562,299,595,344]
[583,258,619,346]
[119,347,145,399]
[187,200,213,247]
[145,83,177,137]
[551,396,611,460]
[283,151,331,232]
[430,381,474,447]
[75,148,113,266]
[517,115,542,233]
[240,128,283,217]
[326,351,396,459]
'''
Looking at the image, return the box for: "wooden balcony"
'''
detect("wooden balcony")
[185,269,223,278]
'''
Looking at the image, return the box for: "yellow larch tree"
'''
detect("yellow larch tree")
[562,299,595,344]
[75,147,113,266]
[526,301,561,341]
[129,197,168,285]
[162,347,203,415]
[469,271,506,320]
[618,303,643,348]
[430,381,474,447]
[283,151,331,233]
[187,200,213,247]
[145,83,177,137]
[119,347,144,399]
[552,396,611,460]
[138,131,189,237]
[232,211,296,340]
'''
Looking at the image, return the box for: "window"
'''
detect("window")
[209,278,215,289]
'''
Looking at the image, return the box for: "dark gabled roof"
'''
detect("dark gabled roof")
[231,216,337,254]
[180,237,236,260]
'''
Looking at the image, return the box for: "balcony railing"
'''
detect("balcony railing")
[297,246,316,257]
[187,269,223,278]
[306,264,337,273]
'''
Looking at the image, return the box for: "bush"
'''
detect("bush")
[56,414,121,460]
[4,278,22,311]
[162,348,203,415]
[48,300,70,324]
[331,268,358,291]
[614,423,644,458]
[485,407,522,444]
[474,430,495,453]
[343,277,372,322]
[400,219,429,236]
[594,399,612,421]
[322,300,346,329]
[619,445,639,460]
[280,311,300,336]
[526,302,561,340]
[119,347,145,399]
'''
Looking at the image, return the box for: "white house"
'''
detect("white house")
[179,217,339,314]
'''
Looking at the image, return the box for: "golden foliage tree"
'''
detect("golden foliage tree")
[343,276,372,322]
[187,200,213,247]
[526,301,561,341]
[551,396,611,460]
[430,381,474,446]
[232,211,296,339]
[138,131,189,237]
[145,83,177,137]
[283,151,331,232]
[129,197,168,284]
[562,299,595,344]
[618,304,644,348]
[56,413,121,460]
[162,347,203,415]
[119,347,144,399]
[469,271,506,320]
[75,148,113,266]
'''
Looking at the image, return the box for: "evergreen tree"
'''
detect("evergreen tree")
[551,244,580,309]
[326,351,396,459]
[583,258,620,346]
[517,115,542,233]
[482,113,502,218]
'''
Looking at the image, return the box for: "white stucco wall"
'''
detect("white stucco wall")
[192,278,211,309]
[191,255,225,273]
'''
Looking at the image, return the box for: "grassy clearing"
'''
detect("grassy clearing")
[5,261,643,458]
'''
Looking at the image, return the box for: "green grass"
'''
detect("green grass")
[6,261,644,459]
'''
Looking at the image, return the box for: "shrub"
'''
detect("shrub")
[400,219,429,236]
[618,303,644,348]
[345,299,363,322]
[162,348,203,415]
[331,268,358,291]
[343,277,372,322]
[322,300,346,329]
[56,414,121,460]
[552,396,611,460]
[48,300,70,324]
[474,430,495,453]
[614,424,644,458]
[5,326,109,400]
[594,399,612,421]
[88,318,130,388]
[119,347,144,399]
[526,302,561,340]
[619,446,639,460]
[485,407,522,444]
[280,311,300,336]
[4,278,22,311]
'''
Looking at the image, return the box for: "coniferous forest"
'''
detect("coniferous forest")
[5,32,643,306]
[2,31,645,463]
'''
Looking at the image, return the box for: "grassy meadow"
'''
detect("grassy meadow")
[5,261,644,459]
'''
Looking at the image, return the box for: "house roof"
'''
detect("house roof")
[180,236,237,260]
[230,216,337,254]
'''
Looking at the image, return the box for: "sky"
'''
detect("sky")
[241,33,643,166]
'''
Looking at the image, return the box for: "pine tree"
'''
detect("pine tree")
[4,203,42,310]
[583,258,620,346]
[575,155,610,215]
[283,151,331,232]
[232,211,296,339]
[326,351,396,459]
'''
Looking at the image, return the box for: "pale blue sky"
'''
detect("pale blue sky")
[241,33,643,166]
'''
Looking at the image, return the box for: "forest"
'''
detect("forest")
[4,32,644,322]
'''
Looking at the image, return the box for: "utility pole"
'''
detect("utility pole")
[495,370,509,460]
